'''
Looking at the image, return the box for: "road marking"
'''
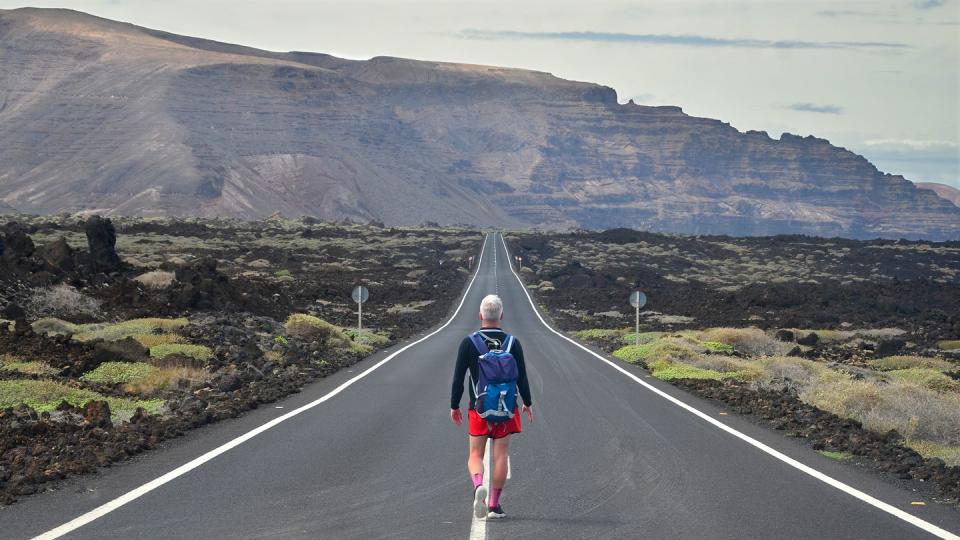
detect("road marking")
[34,234,493,540]
[499,233,959,540]
[469,439,491,539]
[507,456,511,480]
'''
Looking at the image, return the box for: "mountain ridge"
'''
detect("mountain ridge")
[0,8,957,239]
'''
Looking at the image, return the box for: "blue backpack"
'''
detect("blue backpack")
[469,332,519,423]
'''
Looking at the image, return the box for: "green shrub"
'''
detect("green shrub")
[73,318,189,342]
[274,269,292,278]
[573,328,624,341]
[31,317,79,336]
[149,344,214,363]
[886,368,960,393]
[648,359,728,381]
[620,331,664,346]
[81,362,158,384]
[613,338,700,365]
[936,340,960,351]
[701,341,734,354]
[284,314,347,345]
[133,333,185,348]
[0,355,59,376]
[698,327,784,356]
[0,380,164,422]
[868,356,953,372]
[343,328,390,348]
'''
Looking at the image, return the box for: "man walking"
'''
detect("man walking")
[450,294,533,519]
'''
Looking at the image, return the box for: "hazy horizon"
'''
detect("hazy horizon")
[1,0,957,188]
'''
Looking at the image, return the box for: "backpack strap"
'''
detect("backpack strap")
[502,334,514,353]
[468,332,489,355]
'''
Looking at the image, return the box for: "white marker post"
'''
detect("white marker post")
[629,291,647,345]
[352,286,369,330]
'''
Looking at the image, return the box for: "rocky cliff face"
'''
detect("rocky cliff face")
[1,8,958,239]
[916,183,960,208]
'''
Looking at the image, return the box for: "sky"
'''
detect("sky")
[3,0,959,187]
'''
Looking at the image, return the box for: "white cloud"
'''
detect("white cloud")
[863,139,959,150]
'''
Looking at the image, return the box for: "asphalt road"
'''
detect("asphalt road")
[3,233,959,539]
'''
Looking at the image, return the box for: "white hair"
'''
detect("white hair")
[479,294,503,321]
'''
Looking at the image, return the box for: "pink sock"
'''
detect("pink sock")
[471,473,483,488]
[489,487,502,508]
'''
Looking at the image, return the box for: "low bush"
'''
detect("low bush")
[752,356,826,391]
[937,340,960,351]
[886,368,960,393]
[343,328,390,348]
[620,331,664,345]
[613,338,699,365]
[649,359,729,381]
[31,317,78,336]
[683,354,760,378]
[26,284,101,319]
[906,440,960,467]
[149,344,214,363]
[73,318,189,342]
[133,333,185,348]
[133,270,176,289]
[0,355,59,376]
[0,379,164,421]
[573,328,625,341]
[800,374,960,445]
[701,341,734,354]
[868,356,953,372]
[81,362,158,385]
[698,327,785,356]
[122,366,209,395]
[285,314,349,346]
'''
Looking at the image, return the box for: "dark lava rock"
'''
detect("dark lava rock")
[786,346,804,357]
[797,332,820,346]
[84,216,121,272]
[173,258,237,310]
[93,337,149,363]
[214,373,243,393]
[82,401,112,429]
[37,236,76,272]
[876,339,905,357]
[1,226,35,262]
[775,329,795,342]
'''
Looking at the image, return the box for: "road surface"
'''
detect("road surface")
[3,233,959,539]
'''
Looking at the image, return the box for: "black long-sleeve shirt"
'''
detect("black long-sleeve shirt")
[450,328,532,410]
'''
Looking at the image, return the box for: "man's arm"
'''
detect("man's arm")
[450,338,472,410]
[514,340,532,407]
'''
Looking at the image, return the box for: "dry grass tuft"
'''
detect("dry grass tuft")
[698,327,786,356]
[26,284,101,319]
[868,356,953,372]
[123,366,209,395]
[134,270,176,289]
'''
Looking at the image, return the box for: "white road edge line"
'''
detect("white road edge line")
[498,232,959,540]
[469,439,491,539]
[34,233,493,540]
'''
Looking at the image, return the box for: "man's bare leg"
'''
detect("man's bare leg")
[469,435,489,518]
[468,435,487,475]
[487,436,510,517]
[490,436,510,488]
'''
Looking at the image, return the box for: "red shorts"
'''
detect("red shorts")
[468,408,522,439]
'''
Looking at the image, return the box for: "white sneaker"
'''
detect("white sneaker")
[473,486,488,519]
[487,505,506,519]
